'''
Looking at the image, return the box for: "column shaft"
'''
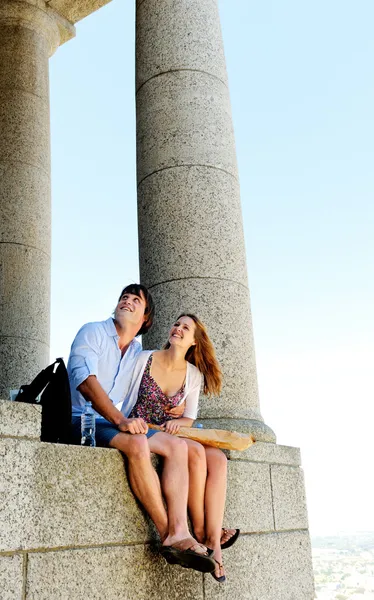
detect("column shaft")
[136,0,275,439]
[0,1,59,396]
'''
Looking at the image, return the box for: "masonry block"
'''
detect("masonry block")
[204,531,315,600]
[0,554,24,600]
[271,465,309,531]
[26,545,203,600]
[0,399,41,440]
[0,438,151,552]
[224,461,274,533]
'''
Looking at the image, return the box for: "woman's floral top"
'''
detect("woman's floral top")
[129,353,185,425]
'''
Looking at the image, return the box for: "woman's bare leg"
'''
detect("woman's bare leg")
[184,439,208,543]
[203,447,228,578]
[147,432,206,553]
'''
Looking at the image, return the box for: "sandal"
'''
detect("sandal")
[221,528,240,550]
[211,558,226,583]
[160,538,215,573]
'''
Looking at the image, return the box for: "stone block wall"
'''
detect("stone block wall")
[0,400,314,599]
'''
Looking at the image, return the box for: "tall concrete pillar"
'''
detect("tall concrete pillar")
[136,0,274,441]
[136,6,315,596]
[0,1,72,397]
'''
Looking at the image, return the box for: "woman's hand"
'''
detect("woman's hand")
[161,420,181,435]
[165,402,186,418]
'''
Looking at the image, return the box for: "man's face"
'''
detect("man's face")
[114,291,147,331]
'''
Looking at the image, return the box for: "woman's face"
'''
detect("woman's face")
[168,316,196,351]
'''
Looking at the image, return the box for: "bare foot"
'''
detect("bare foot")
[213,559,226,581]
[162,533,208,555]
[221,528,237,546]
[206,541,226,581]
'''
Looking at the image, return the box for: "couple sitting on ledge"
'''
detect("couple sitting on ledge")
[67,283,240,583]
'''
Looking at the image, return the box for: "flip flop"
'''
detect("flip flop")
[211,558,226,583]
[221,528,240,550]
[160,538,215,573]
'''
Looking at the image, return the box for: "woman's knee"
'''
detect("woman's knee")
[188,441,207,466]
[206,447,227,472]
[163,434,188,458]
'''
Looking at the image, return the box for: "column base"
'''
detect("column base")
[197,418,276,442]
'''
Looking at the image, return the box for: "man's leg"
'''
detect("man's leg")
[109,432,168,540]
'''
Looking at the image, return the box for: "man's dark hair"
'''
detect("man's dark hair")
[118,283,155,336]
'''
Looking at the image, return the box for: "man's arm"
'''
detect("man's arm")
[79,375,148,435]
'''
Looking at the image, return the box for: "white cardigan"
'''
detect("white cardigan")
[120,351,203,420]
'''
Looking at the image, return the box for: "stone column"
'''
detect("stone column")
[0,1,61,397]
[136,0,274,440]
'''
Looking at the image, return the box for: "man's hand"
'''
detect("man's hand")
[161,420,181,435]
[118,418,148,435]
[165,402,186,418]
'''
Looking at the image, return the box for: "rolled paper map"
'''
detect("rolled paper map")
[148,424,255,451]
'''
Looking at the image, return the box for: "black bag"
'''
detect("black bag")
[15,358,72,444]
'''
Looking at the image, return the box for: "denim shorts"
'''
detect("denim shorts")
[71,416,159,447]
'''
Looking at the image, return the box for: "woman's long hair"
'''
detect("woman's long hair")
[164,314,222,396]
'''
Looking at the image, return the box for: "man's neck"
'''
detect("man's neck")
[112,318,137,356]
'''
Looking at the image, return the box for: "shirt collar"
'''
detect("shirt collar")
[103,317,119,338]
[103,318,141,352]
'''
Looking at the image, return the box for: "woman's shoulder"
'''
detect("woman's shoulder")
[137,349,153,358]
[134,349,153,366]
[187,361,203,383]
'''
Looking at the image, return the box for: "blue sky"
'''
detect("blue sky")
[49,0,374,535]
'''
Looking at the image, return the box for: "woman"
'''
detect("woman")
[126,313,239,582]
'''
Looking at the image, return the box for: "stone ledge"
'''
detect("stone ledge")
[0,436,286,553]
[0,399,41,440]
[227,441,301,466]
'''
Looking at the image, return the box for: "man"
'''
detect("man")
[67,283,214,573]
